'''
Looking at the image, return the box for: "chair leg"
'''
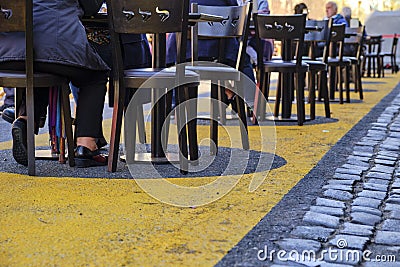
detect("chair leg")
[274,73,282,117]
[210,82,219,155]
[218,82,226,125]
[108,82,126,172]
[295,73,305,126]
[345,66,351,103]
[137,105,146,144]
[338,67,344,104]
[319,70,331,118]
[124,98,137,165]
[61,84,75,167]
[235,81,249,150]
[356,63,363,100]
[26,87,36,176]
[175,86,189,174]
[309,70,316,120]
[185,85,199,164]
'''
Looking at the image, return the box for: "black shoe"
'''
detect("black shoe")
[0,103,13,113]
[12,118,28,166]
[74,146,108,168]
[2,107,15,124]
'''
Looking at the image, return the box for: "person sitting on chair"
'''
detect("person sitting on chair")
[0,0,109,168]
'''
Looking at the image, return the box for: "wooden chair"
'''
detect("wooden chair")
[344,26,365,100]
[254,14,308,126]
[363,35,382,78]
[302,19,333,120]
[380,34,398,76]
[0,0,74,175]
[106,0,200,173]
[321,24,351,104]
[188,2,252,155]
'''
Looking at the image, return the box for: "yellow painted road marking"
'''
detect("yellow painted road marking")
[0,73,399,266]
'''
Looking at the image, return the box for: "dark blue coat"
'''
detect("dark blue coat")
[0,0,109,71]
[166,0,239,65]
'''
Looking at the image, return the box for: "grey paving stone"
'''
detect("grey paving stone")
[333,173,362,181]
[363,262,400,267]
[322,248,363,265]
[375,231,400,246]
[379,151,399,158]
[387,210,400,220]
[347,155,370,163]
[384,203,400,212]
[303,211,341,228]
[346,159,370,168]
[376,154,396,161]
[352,151,374,158]
[329,235,369,250]
[336,168,363,176]
[340,222,374,237]
[351,206,382,217]
[324,190,354,201]
[353,146,374,153]
[341,164,369,172]
[323,184,353,192]
[310,206,344,217]
[392,181,400,189]
[386,197,400,205]
[318,263,355,267]
[357,190,387,200]
[381,219,400,232]
[367,169,393,177]
[276,238,321,252]
[363,183,389,192]
[374,159,396,166]
[352,197,382,209]
[380,144,400,151]
[367,179,391,186]
[291,225,335,242]
[391,189,400,195]
[372,165,395,173]
[350,212,381,226]
[316,198,346,209]
[328,180,356,186]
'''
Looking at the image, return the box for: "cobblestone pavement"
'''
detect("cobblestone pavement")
[218,84,400,267]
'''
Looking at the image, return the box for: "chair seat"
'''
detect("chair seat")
[186,65,240,81]
[263,60,309,72]
[380,52,394,57]
[302,60,327,71]
[0,70,68,88]
[364,53,380,57]
[343,56,358,64]
[124,67,200,89]
[316,57,351,66]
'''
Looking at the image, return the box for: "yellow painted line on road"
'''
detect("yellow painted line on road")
[0,73,399,266]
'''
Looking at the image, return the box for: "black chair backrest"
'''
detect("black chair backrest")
[191,2,252,71]
[330,24,346,59]
[305,19,333,62]
[345,26,365,59]
[254,14,306,64]
[106,0,188,34]
[392,34,398,56]
[196,4,249,38]
[366,35,382,54]
[106,0,190,67]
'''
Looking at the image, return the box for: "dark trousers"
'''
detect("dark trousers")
[0,61,107,138]
[3,87,15,106]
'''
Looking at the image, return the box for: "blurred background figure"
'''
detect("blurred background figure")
[325,1,348,26]
[294,2,309,16]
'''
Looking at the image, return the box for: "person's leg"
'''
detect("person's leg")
[3,87,15,107]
